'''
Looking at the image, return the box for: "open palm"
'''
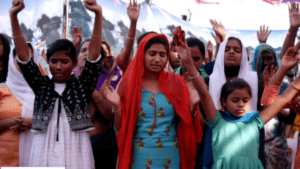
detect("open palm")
[100,80,120,107]
[281,47,299,70]
[127,0,140,22]
[289,2,300,28]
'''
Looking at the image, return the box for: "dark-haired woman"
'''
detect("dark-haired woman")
[0,33,23,167]
[10,0,104,168]
[101,34,201,169]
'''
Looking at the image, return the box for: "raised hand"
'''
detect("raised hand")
[127,0,141,22]
[262,65,278,87]
[257,25,272,43]
[100,79,120,108]
[84,0,102,13]
[281,47,299,70]
[173,28,190,63]
[72,26,82,50]
[207,40,213,54]
[173,26,185,46]
[10,0,25,16]
[289,1,300,28]
[210,19,226,42]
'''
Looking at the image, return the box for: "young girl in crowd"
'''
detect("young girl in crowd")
[206,37,259,112]
[178,29,300,168]
[10,0,103,168]
[101,33,201,169]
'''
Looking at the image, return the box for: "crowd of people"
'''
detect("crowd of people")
[2,0,300,168]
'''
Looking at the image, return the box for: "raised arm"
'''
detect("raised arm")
[260,48,300,124]
[207,40,214,62]
[84,0,102,61]
[267,47,299,86]
[10,0,29,61]
[279,2,300,59]
[175,36,217,122]
[257,25,272,44]
[117,0,140,66]
[210,19,226,59]
[72,26,83,53]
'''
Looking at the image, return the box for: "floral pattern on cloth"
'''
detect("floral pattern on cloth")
[131,89,180,169]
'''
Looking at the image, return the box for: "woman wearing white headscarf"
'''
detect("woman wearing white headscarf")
[6,43,40,166]
[207,37,258,112]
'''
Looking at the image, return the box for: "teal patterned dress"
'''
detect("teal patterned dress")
[131,88,180,169]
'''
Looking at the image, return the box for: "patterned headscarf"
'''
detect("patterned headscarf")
[117,33,201,169]
[252,43,279,76]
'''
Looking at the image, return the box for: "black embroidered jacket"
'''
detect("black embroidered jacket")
[18,57,103,131]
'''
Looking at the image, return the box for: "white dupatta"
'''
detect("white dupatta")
[6,44,40,166]
[209,38,258,112]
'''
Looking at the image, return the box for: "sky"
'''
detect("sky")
[1,0,300,49]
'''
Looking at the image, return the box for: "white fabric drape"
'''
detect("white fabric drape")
[209,38,258,112]
[6,44,39,166]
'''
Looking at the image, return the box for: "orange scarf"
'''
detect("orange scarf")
[117,34,200,169]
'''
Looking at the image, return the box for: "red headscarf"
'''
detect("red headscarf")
[117,33,201,169]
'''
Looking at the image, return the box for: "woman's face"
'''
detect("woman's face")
[224,39,243,67]
[169,46,181,69]
[222,88,251,118]
[49,51,75,83]
[261,51,276,72]
[101,43,114,71]
[78,41,90,70]
[144,43,168,74]
[190,46,204,70]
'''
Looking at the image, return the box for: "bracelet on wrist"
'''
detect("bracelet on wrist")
[189,73,200,80]
[271,77,281,85]
[127,35,135,40]
[13,34,23,39]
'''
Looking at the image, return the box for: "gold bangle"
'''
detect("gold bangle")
[291,83,300,91]
[189,73,200,80]
[271,77,280,85]
[13,34,23,39]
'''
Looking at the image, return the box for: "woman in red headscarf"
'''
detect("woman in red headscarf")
[101,33,201,169]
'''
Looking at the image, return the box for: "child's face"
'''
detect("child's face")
[222,89,251,118]
[49,51,76,83]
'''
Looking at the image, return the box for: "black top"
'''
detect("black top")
[18,57,103,131]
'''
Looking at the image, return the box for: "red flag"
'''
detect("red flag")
[195,0,219,4]
[262,0,274,5]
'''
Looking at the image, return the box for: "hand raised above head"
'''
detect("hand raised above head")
[127,0,141,22]
[84,0,102,13]
[288,1,300,28]
[209,19,226,42]
[257,25,272,43]
[263,65,278,87]
[207,40,213,54]
[72,26,82,49]
[281,47,299,70]
[10,0,25,16]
